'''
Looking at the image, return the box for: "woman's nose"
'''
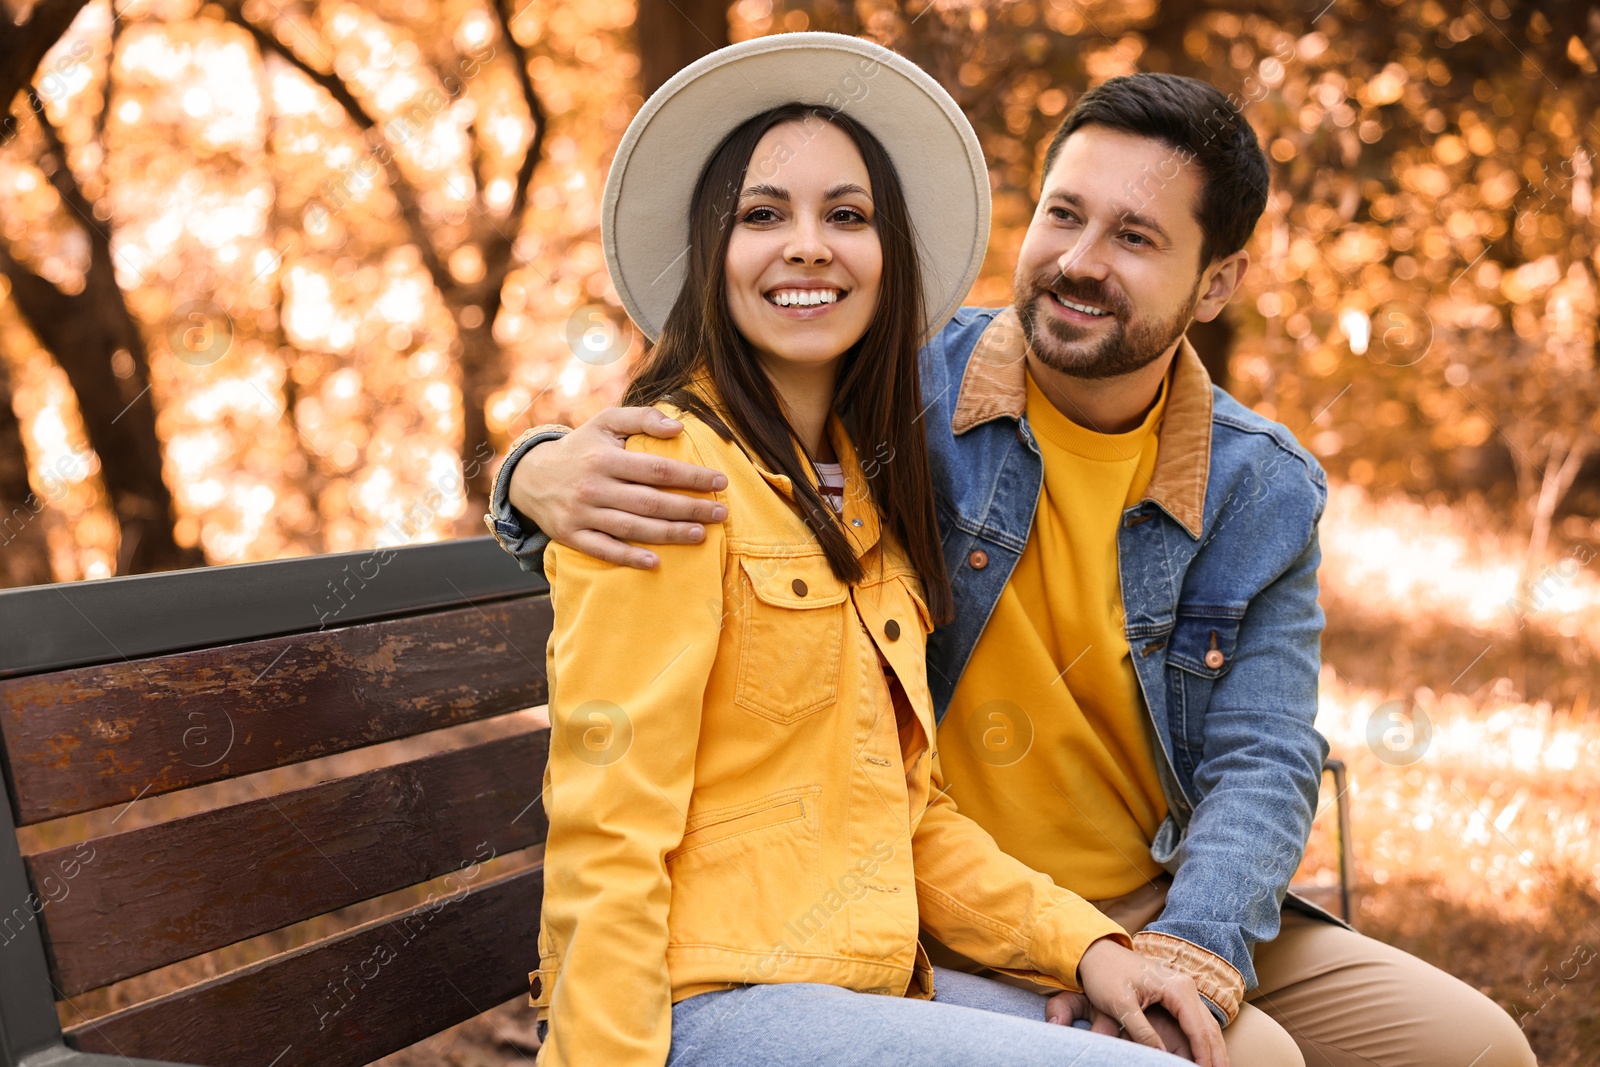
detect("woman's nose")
[785,215,832,265]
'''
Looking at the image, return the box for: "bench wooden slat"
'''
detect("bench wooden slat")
[30,729,550,996]
[64,864,543,1067]
[0,536,548,680]
[0,598,552,825]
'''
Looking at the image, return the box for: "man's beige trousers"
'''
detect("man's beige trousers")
[932,876,1537,1066]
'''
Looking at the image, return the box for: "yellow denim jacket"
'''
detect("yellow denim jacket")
[532,394,1129,1067]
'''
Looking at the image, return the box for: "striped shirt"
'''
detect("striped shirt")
[815,461,845,514]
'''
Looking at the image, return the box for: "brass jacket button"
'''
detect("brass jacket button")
[885,619,901,641]
[1205,649,1225,669]
[968,549,989,570]
[792,578,808,597]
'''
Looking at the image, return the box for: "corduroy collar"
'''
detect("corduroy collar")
[949,307,1214,539]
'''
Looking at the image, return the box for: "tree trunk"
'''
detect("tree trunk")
[0,0,90,146]
[1524,433,1589,579]
[636,0,730,97]
[0,244,203,575]
[227,0,546,517]
[3,17,200,576]
[0,346,55,588]
[454,308,502,503]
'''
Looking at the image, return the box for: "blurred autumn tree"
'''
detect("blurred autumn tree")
[638,0,728,93]
[1,0,643,582]
[2,0,1597,587]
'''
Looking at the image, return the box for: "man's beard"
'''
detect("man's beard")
[1014,267,1197,380]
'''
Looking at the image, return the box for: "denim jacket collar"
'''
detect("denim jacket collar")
[948,306,1214,539]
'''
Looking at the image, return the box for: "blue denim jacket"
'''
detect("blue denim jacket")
[486,306,1338,1018]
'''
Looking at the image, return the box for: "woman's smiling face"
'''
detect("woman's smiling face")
[723,119,883,378]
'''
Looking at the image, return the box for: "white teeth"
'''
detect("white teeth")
[770,289,841,307]
[1058,296,1109,317]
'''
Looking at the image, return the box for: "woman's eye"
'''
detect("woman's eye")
[742,207,778,224]
[830,207,868,224]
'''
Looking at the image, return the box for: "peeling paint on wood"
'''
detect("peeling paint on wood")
[0,597,552,825]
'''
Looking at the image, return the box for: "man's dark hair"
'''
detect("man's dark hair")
[1040,73,1269,269]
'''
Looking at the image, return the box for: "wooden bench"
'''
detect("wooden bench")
[0,534,1353,1067]
[0,537,553,1067]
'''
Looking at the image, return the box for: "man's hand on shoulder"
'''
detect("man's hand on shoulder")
[508,405,729,569]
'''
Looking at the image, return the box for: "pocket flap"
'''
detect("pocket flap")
[674,798,807,856]
[738,555,848,608]
[669,786,820,859]
[1168,612,1244,677]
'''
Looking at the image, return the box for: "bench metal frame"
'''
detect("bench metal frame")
[0,537,546,1067]
[1323,757,1355,924]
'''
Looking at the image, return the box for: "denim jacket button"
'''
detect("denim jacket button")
[885,619,901,641]
[1205,649,1225,669]
[792,578,809,597]
[968,549,989,570]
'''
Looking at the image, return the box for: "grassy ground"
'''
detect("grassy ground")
[1303,484,1600,1066]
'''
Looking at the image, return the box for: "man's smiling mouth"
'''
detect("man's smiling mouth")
[1048,292,1111,317]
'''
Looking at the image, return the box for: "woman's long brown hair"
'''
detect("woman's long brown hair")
[621,102,953,626]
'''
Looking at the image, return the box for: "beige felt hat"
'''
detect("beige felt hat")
[601,31,990,343]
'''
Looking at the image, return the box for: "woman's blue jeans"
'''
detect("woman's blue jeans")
[655,966,1182,1066]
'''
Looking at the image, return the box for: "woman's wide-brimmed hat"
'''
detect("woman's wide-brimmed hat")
[601,31,990,343]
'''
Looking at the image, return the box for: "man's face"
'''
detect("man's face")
[1013,125,1210,380]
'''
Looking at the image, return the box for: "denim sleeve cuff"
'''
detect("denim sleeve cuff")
[1132,930,1245,1024]
[483,424,570,572]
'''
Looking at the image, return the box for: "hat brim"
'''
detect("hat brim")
[601,32,990,344]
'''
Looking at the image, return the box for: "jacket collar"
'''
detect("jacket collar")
[684,375,884,559]
[752,412,882,560]
[950,306,1214,539]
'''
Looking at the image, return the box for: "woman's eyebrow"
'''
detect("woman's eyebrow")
[824,182,871,200]
[741,183,789,201]
[738,182,872,202]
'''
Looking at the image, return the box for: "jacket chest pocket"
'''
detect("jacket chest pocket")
[1165,611,1244,758]
[733,554,848,724]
